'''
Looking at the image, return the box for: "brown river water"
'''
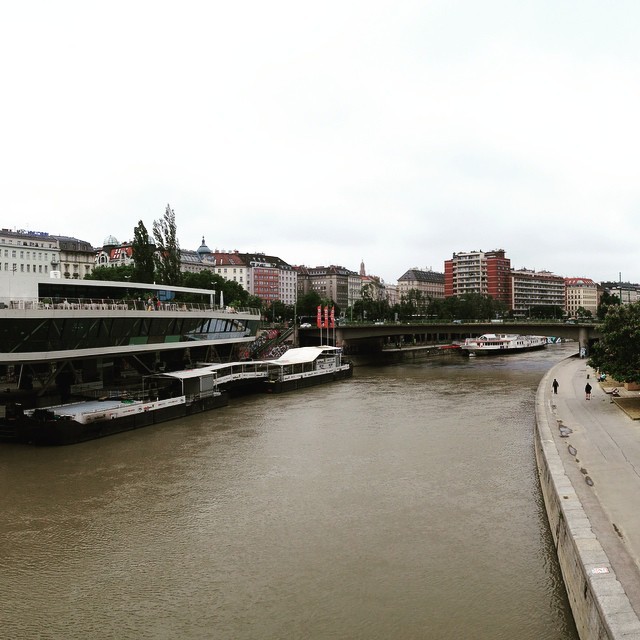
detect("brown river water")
[0,344,579,639]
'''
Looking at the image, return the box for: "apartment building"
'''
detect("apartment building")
[397,268,445,300]
[565,277,599,317]
[237,252,296,305]
[295,265,357,309]
[511,269,565,316]
[1,228,97,299]
[1,228,61,281]
[444,249,512,307]
[601,281,640,305]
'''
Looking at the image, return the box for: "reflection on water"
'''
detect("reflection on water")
[0,345,578,639]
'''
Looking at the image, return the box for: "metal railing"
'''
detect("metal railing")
[0,297,260,316]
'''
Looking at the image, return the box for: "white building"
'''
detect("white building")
[1,228,62,300]
[565,277,599,317]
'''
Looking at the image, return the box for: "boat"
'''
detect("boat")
[3,368,229,445]
[459,333,547,356]
[262,346,352,392]
[0,277,262,443]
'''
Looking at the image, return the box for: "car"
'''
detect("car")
[299,323,312,328]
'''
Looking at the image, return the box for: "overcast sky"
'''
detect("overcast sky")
[2,1,639,285]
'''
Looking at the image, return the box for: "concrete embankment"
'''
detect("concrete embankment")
[535,357,640,639]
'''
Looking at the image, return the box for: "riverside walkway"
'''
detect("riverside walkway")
[537,355,640,639]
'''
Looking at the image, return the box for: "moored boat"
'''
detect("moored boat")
[460,334,547,356]
[263,345,352,392]
[3,368,228,445]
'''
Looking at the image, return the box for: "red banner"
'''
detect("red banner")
[330,306,335,329]
[324,306,329,329]
[316,305,322,328]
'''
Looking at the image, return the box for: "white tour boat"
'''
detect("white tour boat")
[460,334,547,356]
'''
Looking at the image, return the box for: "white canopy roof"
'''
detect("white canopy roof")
[266,346,341,366]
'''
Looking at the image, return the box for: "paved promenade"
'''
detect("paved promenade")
[539,355,640,637]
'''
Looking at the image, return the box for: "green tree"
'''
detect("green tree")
[181,270,252,308]
[597,291,621,321]
[84,265,135,282]
[153,204,182,286]
[529,305,564,320]
[589,302,640,384]
[573,306,589,320]
[297,291,322,319]
[131,220,156,283]
[398,289,429,320]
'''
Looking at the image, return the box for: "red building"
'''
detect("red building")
[444,249,512,308]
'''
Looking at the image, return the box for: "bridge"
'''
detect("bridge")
[298,321,601,355]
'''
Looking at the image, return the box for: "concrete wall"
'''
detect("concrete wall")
[535,368,640,639]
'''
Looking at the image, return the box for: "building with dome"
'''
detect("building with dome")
[95,235,135,269]
[196,236,212,259]
[565,277,600,318]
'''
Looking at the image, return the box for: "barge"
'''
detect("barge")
[263,346,353,392]
[4,368,228,445]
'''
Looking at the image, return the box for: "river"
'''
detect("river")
[0,344,579,639]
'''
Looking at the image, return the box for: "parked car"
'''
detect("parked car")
[299,323,312,328]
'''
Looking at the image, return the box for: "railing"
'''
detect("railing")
[0,297,260,316]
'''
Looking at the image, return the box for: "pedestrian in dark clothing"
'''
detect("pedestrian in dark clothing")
[552,379,559,394]
[585,382,592,400]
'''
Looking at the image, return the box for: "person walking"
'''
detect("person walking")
[585,382,592,400]
[552,378,559,394]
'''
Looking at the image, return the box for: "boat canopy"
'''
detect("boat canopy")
[152,368,218,381]
[266,346,342,366]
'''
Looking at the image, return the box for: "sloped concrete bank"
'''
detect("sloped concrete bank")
[534,365,640,639]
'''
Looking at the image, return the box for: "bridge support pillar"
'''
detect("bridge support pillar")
[578,327,590,358]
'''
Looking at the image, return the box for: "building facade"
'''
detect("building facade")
[295,265,357,310]
[237,252,296,305]
[1,228,96,300]
[511,269,565,316]
[601,281,640,305]
[444,249,512,307]
[397,268,445,300]
[1,229,61,281]
[565,277,599,317]
[95,236,134,269]
[53,235,96,280]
